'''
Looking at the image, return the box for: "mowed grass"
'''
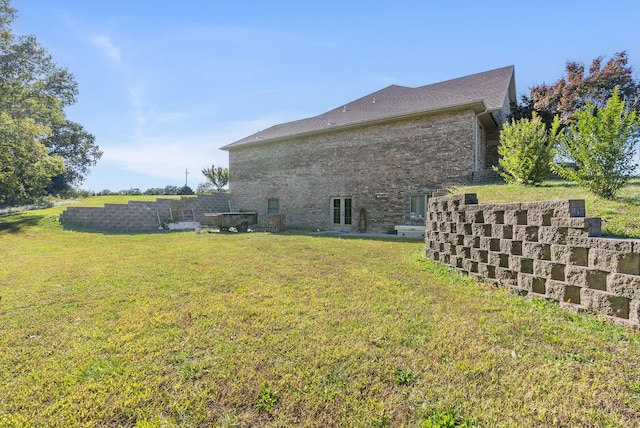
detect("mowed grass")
[1,195,640,426]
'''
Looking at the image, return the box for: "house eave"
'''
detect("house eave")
[221,100,490,151]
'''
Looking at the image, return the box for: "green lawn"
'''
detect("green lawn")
[1,193,640,426]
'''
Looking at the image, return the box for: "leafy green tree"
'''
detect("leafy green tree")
[0,112,64,205]
[551,88,640,199]
[196,182,214,194]
[163,185,179,195]
[495,113,558,185]
[201,164,229,191]
[177,185,194,195]
[44,121,102,194]
[143,187,164,195]
[0,0,101,200]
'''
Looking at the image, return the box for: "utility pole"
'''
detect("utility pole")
[184,168,189,187]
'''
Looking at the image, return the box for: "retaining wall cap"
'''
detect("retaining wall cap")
[437,197,589,217]
[550,217,602,227]
[570,237,640,252]
[462,194,478,205]
[431,193,478,205]
[484,203,522,211]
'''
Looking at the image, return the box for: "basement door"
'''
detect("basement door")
[331,197,352,232]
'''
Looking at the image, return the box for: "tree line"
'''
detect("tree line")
[498,51,640,198]
[90,165,229,196]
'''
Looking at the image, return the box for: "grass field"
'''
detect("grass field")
[1,189,640,427]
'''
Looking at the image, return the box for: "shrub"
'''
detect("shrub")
[551,87,640,199]
[495,113,556,185]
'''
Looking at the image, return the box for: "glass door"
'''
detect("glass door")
[331,197,352,231]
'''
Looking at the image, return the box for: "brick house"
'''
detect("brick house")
[221,66,516,233]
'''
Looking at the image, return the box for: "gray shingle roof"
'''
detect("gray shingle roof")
[222,65,515,150]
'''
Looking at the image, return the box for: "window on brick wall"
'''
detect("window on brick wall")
[410,194,427,219]
[267,199,279,215]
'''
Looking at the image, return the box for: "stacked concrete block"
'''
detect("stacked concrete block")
[426,193,640,326]
[60,193,232,231]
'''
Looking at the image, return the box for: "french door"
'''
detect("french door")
[331,197,352,232]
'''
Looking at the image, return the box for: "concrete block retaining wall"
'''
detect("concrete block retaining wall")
[425,193,640,326]
[60,193,232,231]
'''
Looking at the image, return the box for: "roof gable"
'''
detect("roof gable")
[223,65,515,150]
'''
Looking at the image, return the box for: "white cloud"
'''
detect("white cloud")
[103,136,226,181]
[98,112,294,184]
[90,35,123,66]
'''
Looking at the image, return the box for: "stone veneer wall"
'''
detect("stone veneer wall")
[425,193,640,326]
[60,193,232,231]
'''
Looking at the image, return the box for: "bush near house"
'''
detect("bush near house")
[495,112,556,185]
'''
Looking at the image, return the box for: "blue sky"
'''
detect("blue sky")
[11,0,640,192]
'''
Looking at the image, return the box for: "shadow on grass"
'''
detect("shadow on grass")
[538,180,580,188]
[615,196,640,206]
[615,180,640,206]
[600,229,640,240]
[200,228,421,242]
[0,214,43,234]
[60,222,234,236]
[298,230,423,243]
[56,222,418,242]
